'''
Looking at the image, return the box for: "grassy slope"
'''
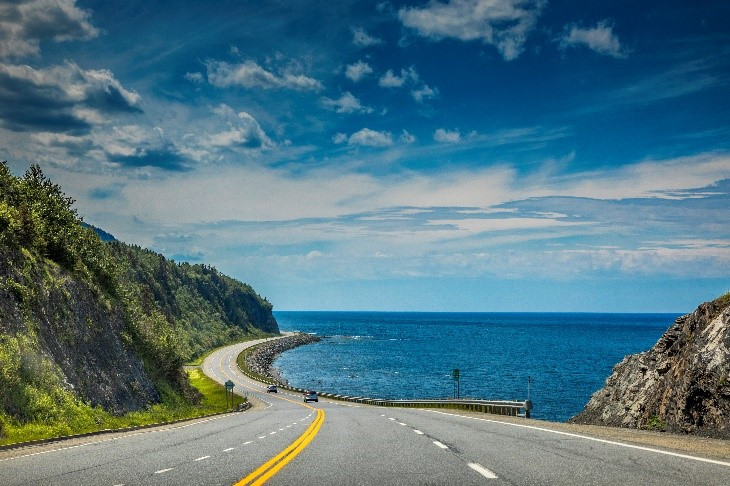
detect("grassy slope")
[0,367,246,446]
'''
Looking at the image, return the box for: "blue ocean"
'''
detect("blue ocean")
[273,312,679,422]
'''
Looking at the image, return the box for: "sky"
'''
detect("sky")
[0,0,728,313]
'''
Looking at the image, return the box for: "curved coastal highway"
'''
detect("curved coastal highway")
[1,336,729,485]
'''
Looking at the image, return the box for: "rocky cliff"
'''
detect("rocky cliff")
[571,295,730,438]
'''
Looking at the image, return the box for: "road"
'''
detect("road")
[1,336,729,485]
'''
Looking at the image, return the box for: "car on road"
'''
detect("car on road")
[303,390,318,403]
[267,385,278,393]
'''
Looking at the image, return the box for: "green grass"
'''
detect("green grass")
[0,369,245,447]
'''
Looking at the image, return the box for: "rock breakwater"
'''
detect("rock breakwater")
[245,334,321,384]
[571,294,730,438]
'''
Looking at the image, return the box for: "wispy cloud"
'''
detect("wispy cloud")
[378,67,419,88]
[321,92,374,114]
[206,110,275,150]
[560,20,627,58]
[345,60,373,82]
[411,84,438,103]
[398,0,546,61]
[347,128,393,147]
[352,27,383,47]
[434,128,461,143]
[205,59,323,91]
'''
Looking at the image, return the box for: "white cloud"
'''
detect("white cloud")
[345,60,373,82]
[321,92,374,114]
[332,132,348,144]
[207,109,274,149]
[433,128,461,143]
[0,0,99,58]
[399,129,417,144]
[561,20,626,58]
[348,128,394,147]
[398,0,545,61]
[412,84,438,103]
[352,27,383,47]
[184,72,204,83]
[205,59,323,91]
[378,67,419,88]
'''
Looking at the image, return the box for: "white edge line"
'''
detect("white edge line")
[426,410,730,468]
[469,462,498,479]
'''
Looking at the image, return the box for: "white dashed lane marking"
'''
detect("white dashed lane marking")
[224,447,235,452]
[154,468,173,474]
[414,430,424,435]
[433,441,449,450]
[194,456,210,461]
[469,463,498,479]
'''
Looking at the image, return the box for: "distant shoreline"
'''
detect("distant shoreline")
[243,333,321,385]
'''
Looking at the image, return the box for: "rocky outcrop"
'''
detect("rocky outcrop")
[571,295,730,438]
[244,334,321,384]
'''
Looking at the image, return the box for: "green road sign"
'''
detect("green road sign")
[225,380,235,391]
[452,368,460,381]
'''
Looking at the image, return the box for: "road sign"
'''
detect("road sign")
[452,368,460,381]
[225,380,234,391]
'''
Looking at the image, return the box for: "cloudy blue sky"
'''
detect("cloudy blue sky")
[1,0,728,312]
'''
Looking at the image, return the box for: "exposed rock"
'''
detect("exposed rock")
[571,295,730,438]
[244,334,321,384]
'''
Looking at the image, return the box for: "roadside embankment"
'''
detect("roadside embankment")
[243,333,321,384]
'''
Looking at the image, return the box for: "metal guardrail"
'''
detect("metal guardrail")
[238,353,533,418]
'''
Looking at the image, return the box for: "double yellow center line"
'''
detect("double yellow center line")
[234,407,325,486]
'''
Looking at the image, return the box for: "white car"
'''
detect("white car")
[303,391,318,403]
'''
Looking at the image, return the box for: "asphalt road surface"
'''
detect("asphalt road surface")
[2,336,729,485]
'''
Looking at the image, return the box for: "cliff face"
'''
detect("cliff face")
[571,295,730,438]
[0,247,160,416]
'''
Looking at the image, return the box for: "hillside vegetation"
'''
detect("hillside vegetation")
[0,162,277,443]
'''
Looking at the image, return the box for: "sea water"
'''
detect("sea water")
[273,312,678,422]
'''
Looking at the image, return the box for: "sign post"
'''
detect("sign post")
[452,368,460,399]
[224,380,235,410]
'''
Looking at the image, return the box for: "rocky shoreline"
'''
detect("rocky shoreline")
[244,333,321,385]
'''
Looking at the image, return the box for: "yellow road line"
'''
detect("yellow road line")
[211,347,326,486]
[234,408,325,486]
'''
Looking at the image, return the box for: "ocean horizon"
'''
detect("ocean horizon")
[273,311,680,422]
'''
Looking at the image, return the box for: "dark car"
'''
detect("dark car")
[303,390,318,403]
[266,385,278,393]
